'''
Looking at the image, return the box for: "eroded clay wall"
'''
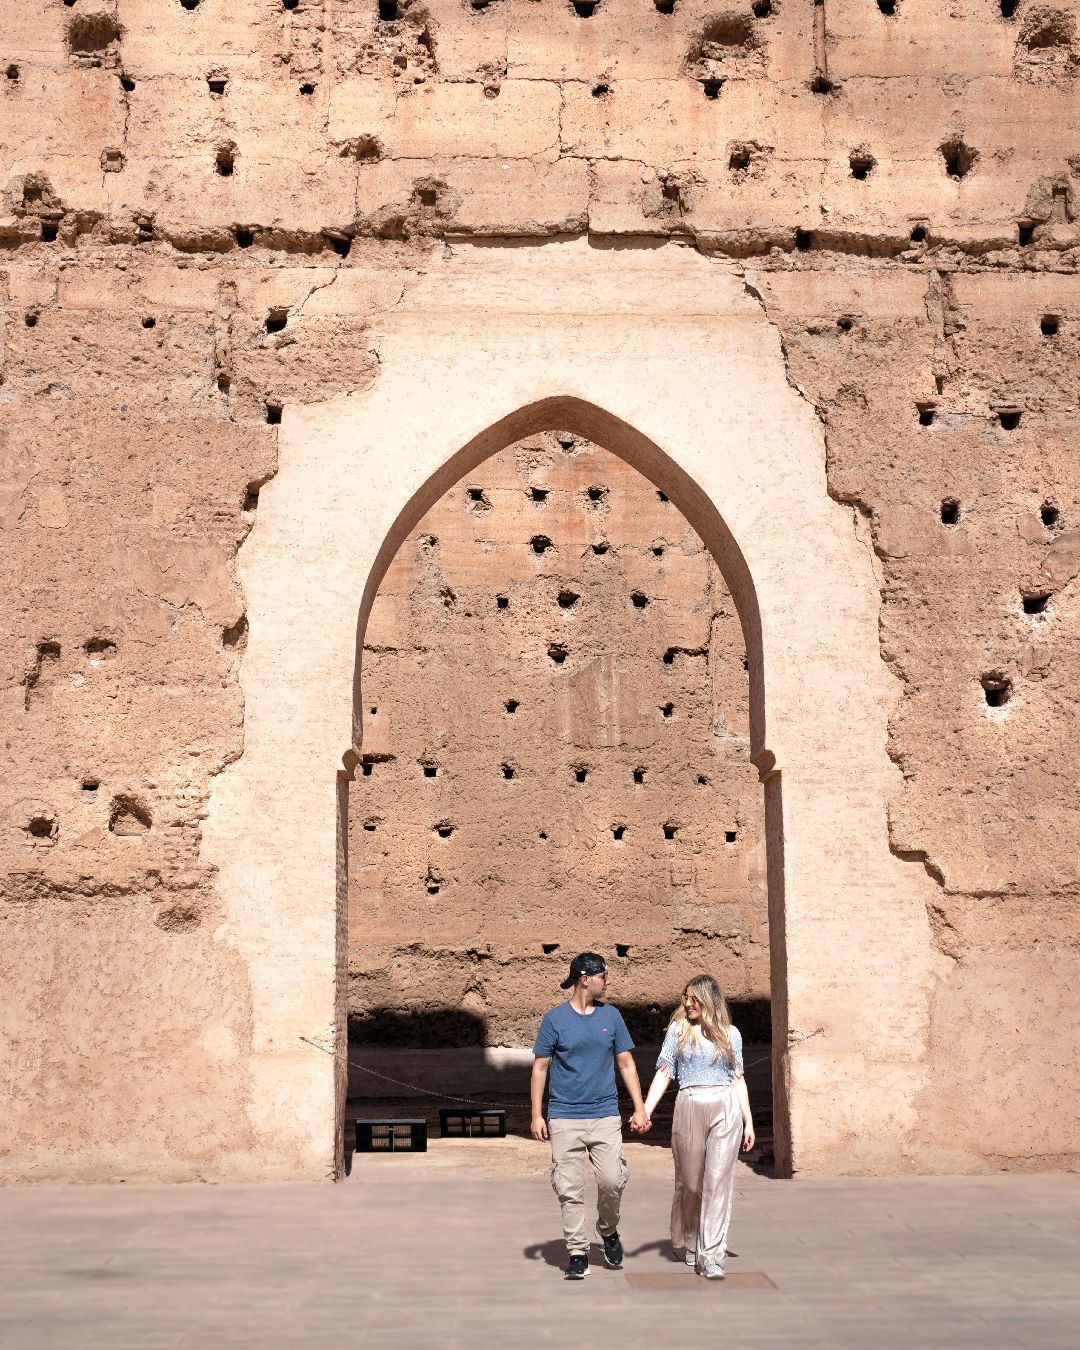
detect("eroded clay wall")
[5,1,1079,250]
[348,434,767,1049]
[1,0,1078,1178]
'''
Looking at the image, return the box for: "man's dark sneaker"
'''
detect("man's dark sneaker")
[565,1253,589,1280]
[602,1231,624,1268]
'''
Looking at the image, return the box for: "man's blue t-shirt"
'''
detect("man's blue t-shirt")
[532,1001,635,1120]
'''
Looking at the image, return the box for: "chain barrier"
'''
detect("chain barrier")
[300,1027,824,1110]
[300,1036,497,1109]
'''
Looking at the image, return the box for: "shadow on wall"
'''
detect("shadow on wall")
[349,999,772,1048]
[346,1001,773,1106]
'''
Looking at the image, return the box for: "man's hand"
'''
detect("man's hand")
[616,1052,649,1136]
[531,1114,549,1141]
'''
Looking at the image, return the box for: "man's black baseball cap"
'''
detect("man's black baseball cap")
[560,951,608,990]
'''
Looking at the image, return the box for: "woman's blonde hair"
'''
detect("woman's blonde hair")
[670,974,734,1065]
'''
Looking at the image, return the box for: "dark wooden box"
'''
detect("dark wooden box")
[355,1118,428,1153]
[438,1108,507,1138]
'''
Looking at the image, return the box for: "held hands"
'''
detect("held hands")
[742,1119,756,1152]
[531,1114,549,1141]
[629,1108,652,1134]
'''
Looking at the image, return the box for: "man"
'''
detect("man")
[531,951,650,1280]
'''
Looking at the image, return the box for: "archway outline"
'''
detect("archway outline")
[345,395,787,1168]
[351,396,768,755]
[201,239,946,1181]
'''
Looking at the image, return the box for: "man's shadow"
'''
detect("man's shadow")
[522,1238,739,1267]
[522,1238,579,1269]
[522,1238,689,1268]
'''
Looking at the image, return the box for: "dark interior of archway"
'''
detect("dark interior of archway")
[346,432,772,1162]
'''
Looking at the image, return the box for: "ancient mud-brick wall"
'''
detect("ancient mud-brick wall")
[1,0,1078,1177]
[349,435,766,1048]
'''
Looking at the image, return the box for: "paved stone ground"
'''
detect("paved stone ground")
[1,1140,1077,1348]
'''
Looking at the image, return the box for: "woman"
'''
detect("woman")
[641,975,755,1279]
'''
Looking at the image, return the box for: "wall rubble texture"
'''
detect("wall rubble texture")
[349,435,766,1049]
[1,0,1078,1179]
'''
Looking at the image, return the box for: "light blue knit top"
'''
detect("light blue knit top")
[657,1022,744,1087]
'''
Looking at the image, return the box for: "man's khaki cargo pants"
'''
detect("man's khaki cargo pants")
[549,1116,629,1255]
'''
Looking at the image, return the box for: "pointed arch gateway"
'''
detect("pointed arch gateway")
[346,395,782,1148]
[202,241,944,1180]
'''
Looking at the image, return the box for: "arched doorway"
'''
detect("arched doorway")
[342,392,784,1169]
[202,240,944,1179]
[345,427,773,1158]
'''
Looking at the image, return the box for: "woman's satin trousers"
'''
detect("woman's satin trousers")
[670,1083,742,1274]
